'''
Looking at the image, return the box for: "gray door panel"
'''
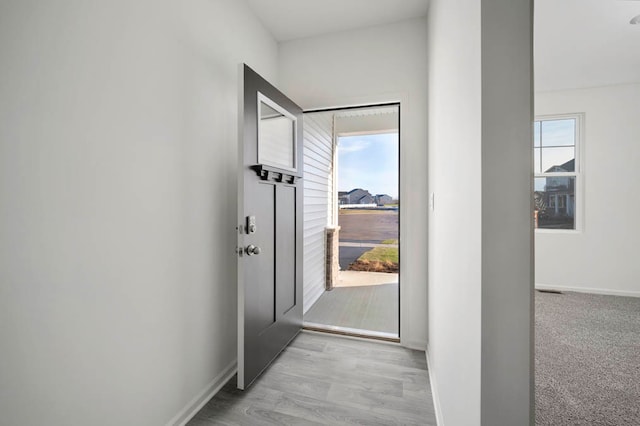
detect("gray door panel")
[276,185,296,315]
[238,64,303,390]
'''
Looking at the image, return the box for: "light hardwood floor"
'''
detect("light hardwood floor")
[188,331,436,425]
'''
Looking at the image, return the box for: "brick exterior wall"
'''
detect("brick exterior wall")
[325,226,340,290]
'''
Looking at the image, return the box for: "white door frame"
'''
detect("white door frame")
[302,92,423,349]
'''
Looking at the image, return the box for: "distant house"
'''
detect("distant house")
[340,188,375,204]
[339,189,393,206]
[358,194,375,204]
[338,191,349,205]
[347,188,369,204]
[374,194,392,206]
[545,158,574,174]
[538,159,575,220]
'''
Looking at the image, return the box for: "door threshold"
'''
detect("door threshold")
[303,322,400,343]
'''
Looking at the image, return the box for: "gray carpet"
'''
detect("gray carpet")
[304,284,399,335]
[536,291,640,425]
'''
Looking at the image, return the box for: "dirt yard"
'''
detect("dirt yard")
[348,259,399,273]
[338,209,398,242]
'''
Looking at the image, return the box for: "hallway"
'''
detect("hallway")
[188,332,436,425]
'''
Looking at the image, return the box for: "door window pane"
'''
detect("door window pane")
[258,97,296,171]
[534,121,541,147]
[534,147,541,173]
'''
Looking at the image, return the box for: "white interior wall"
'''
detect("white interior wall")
[0,1,278,425]
[279,17,429,349]
[427,0,482,422]
[535,83,640,297]
[428,0,533,424]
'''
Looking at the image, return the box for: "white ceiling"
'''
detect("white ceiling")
[535,0,640,91]
[247,0,640,91]
[246,0,429,42]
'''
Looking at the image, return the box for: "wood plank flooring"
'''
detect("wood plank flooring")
[188,331,436,425]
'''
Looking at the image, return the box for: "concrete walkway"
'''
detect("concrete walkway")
[339,242,398,248]
[335,271,398,288]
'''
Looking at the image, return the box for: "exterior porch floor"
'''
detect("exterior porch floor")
[304,272,399,338]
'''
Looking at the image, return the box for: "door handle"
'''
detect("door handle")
[245,245,261,256]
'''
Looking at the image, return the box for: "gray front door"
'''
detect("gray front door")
[237,64,303,390]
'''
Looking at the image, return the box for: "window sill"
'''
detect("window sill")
[535,228,581,235]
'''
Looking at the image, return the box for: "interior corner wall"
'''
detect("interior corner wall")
[480,0,534,424]
[278,17,429,349]
[427,0,483,423]
[0,1,277,425]
[535,83,640,297]
[428,0,533,424]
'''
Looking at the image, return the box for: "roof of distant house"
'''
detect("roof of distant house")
[544,158,575,173]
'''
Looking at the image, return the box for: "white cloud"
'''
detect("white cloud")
[337,139,370,153]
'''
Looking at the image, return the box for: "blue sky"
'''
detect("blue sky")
[337,133,399,199]
[534,118,576,191]
[534,118,575,175]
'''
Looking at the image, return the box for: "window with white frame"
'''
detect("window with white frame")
[533,115,582,230]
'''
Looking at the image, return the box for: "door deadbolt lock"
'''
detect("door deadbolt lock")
[245,245,261,256]
[246,216,256,234]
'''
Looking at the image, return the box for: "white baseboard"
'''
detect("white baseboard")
[425,346,444,426]
[535,283,640,298]
[166,360,237,426]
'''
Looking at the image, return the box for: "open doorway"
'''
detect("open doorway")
[302,104,400,340]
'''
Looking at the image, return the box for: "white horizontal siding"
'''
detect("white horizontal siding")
[302,111,333,313]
